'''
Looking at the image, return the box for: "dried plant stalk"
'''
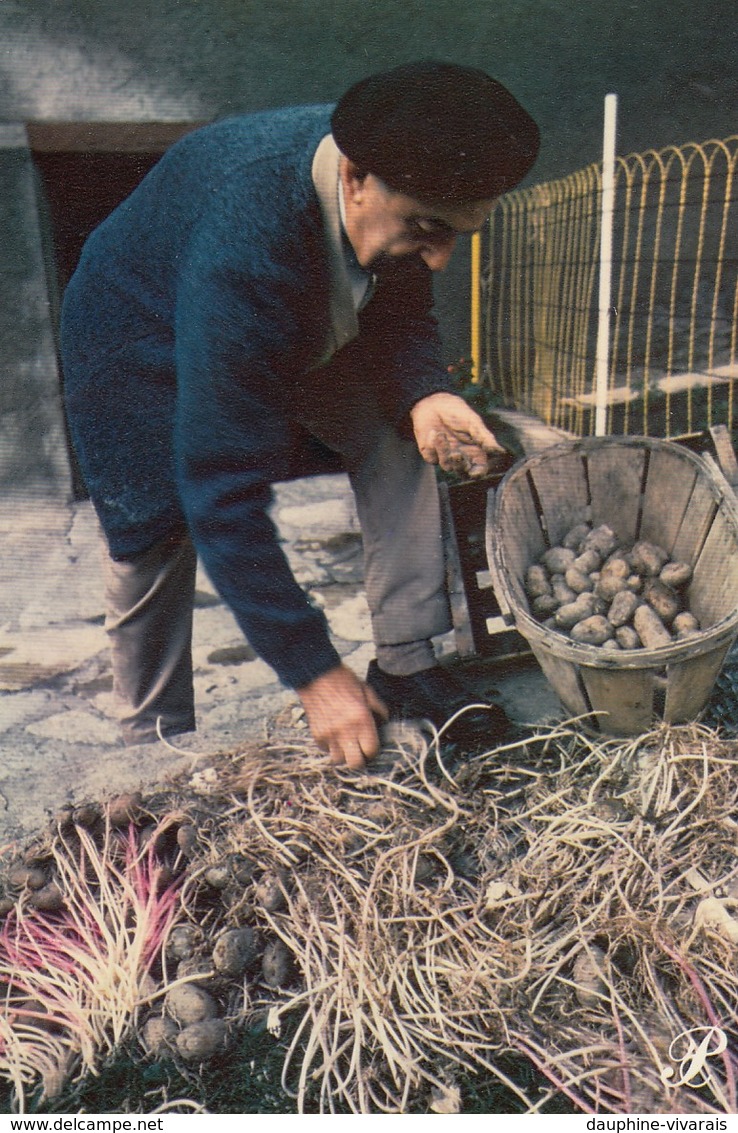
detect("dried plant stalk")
[197,720,738,1114]
[0,821,182,1112]
[4,718,738,1116]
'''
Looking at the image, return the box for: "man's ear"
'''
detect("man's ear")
[339,157,369,202]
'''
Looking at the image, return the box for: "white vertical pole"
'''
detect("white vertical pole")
[594,93,618,436]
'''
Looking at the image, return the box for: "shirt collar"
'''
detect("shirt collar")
[310,134,360,359]
[337,178,374,311]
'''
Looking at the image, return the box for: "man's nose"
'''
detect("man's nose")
[420,236,457,271]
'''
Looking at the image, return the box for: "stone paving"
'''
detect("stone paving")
[0,473,559,847]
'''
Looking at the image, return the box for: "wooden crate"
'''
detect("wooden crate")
[440,474,529,660]
[486,436,738,735]
[439,407,571,660]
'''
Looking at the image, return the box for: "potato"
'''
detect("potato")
[562,523,592,551]
[572,548,601,575]
[542,546,577,574]
[634,604,673,649]
[7,864,47,891]
[176,823,199,856]
[551,575,578,605]
[643,579,681,624]
[203,863,231,890]
[533,593,559,618]
[107,791,143,828]
[141,1015,178,1057]
[601,555,630,577]
[228,853,258,884]
[625,574,642,592]
[72,803,101,829]
[254,871,288,913]
[176,1019,227,1062]
[595,557,630,601]
[166,925,202,962]
[570,615,614,645]
[262,939,296,988]
[615,625,642,650]
[565,566,593,594]
[660,561,692,589]
[562,523,594,550]
[525,563,552,599]
[673,611,700,639]
[28,883,65,912]
[53,804,75,831]
[212,927,259,978]
[165,983,218,1026]
[600,638,622,651]
[607,590,641,628]
[583,525,618,558]
[630,540,669,576]
[555,593,598,629]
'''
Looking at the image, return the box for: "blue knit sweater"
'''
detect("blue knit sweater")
[60,105,452,690]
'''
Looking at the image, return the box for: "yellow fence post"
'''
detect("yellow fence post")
[470,230,481,383]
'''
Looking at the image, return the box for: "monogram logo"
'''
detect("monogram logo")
[660,1026,728,1088]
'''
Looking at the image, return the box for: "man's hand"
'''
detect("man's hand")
[297,664,388,771]
[410,391,508,479]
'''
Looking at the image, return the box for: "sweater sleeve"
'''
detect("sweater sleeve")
[172,179,342,691]
[356,255,455,422]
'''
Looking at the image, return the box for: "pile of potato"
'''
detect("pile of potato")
[524,522,701,650]
[0,795,299,1068]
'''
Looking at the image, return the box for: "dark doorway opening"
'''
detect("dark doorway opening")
[27,121,206,497]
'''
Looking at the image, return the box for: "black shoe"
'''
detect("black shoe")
[366,660,513,747]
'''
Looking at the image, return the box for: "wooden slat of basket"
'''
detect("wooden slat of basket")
[640,449,698,556]
[670,476,718,566]
[586,445,646,544]
[664,640,734,723]
[494,477,546,614]
[530,643,590,717]
[527,450,589,546]
[579,665,655,735]
[690,508,738,626]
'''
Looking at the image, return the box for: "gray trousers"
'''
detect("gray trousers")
[103,373,451,744]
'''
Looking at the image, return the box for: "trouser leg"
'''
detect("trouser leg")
[103,533,197,744]
[293,370,452,663]
[347,426,451,653]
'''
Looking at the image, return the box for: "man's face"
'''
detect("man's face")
[340,159,495,273]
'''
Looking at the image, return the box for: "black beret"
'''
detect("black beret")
[331,60,540,204]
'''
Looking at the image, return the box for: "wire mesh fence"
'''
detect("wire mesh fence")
[480,135,738,440]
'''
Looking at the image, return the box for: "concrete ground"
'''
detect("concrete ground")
[0,474,560,848]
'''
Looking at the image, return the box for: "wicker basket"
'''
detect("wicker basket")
[486,436,738,736]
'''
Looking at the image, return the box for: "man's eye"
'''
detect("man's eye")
[406,218,454,240]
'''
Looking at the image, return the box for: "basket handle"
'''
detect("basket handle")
[707,424,738,494]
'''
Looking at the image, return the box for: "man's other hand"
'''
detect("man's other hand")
[410,391,508,479]
[297,664,388,770]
